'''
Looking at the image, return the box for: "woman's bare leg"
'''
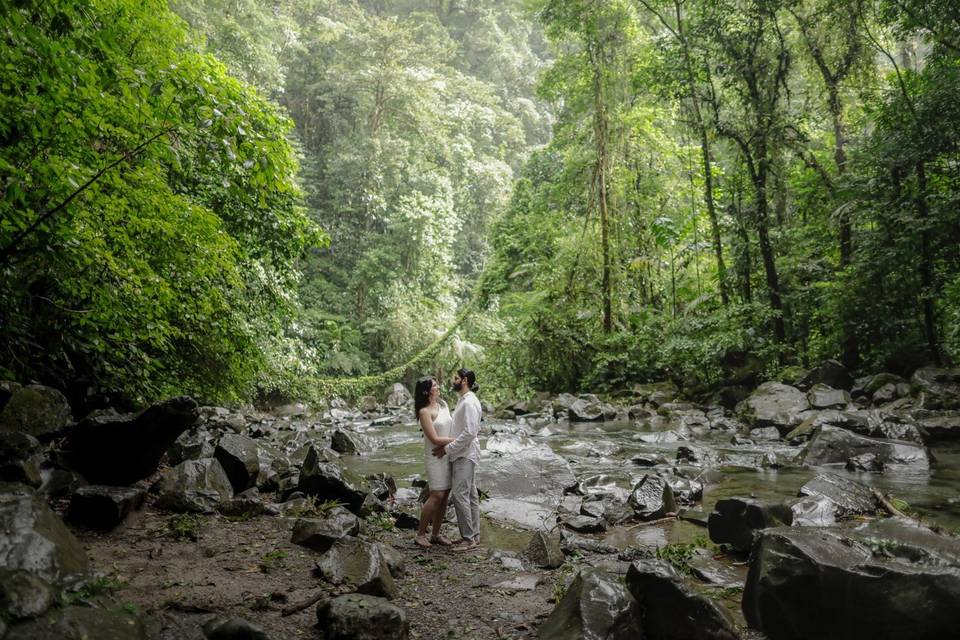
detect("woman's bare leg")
[417,491,443,546]
[430,490,452,544]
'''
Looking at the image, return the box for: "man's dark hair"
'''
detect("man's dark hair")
[457,368,479,393]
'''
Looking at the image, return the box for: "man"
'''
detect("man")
[433,368,482,552]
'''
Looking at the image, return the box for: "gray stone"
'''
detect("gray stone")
[214,433,261,492]
[167,428,215,465]
[298,446,367,513]
[525,530,564,569]
[797,359,854,391]
[911,367,960,409]
[807,384,852,409]
[68,484,145,531]
[861,372,906,397]
[798,473,877,516]
[203,617,271,640]
[539,568,643,640]
[562,515,607,533]
[801,425,929,469]
[666,476,703,506]
[743,518,960,640]
[316,537,398,599]
[788,496,836,527]
[291,507,360,552]
[628,474,677,520]
[914,412,960,441]
[316,594,409,640]
[0,432,43,486]
[64,396,198,485]
[0,569,54,620]
[748,426,780,441]
[0,385,71,438]
[626,559,738,640]
[384,383,412,407]
[4,606,147,640]
[331,428,369,455]
[846,452,883,472]
[708,497,792,552]
[686,552,744,589]
[737,382,810,434]
[374,543,405,579]
[357,395,379,413]
[157,458,233,513]
[0,483,88,582]
[568,398,604,422]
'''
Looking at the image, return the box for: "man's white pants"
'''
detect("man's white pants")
[451,458,480,541]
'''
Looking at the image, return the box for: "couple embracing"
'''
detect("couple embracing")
[413,368,482,552]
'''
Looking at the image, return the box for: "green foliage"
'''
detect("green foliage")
[60,574,126,606]
[167,513,206,541]
[258,549,287,573]
[654,535,711,575]
[364,512,397,538]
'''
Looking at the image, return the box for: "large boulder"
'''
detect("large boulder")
[911,367,960,409]
[0,569,55,621]
[67,485,145,531]
[737,382,810,434]
[157,458,233,513]
[628,474,677,520]
[167,428,215,465]
[3,606,151,640]
[914,412,960,441]
[539,567,643,640]
[806,384,852,409]
[0,483,88,582]
[64,396,198,485]
[0,432,43,486]
[316,594,409,640]
[625,559,738,640]
[0,385,71,439]
[291,507,360,552]
[568,398,604,422]
[797,359,855,391]
[315,537,398,599]
[297,447,367,513]
[331,428,373,455]
[476,435,577,530]
[801,425,929,469]
[742,518,960,640]
[708,498,792,552]
[214,433,261,493]
[384,383,412,407]
[797,473,877,516]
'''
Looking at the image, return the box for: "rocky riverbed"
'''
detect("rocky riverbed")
[1,361,960,639]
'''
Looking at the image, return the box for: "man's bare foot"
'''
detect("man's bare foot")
[430,534,453,546]
[414,534,432,548]
[453,540,480,552]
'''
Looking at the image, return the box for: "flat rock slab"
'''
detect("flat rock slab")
[801,424,930,469]
[686,552,744,589]
[743,518,960,640]
[316,594,409,640]
[798,473,877,516]
[492,574,542,592]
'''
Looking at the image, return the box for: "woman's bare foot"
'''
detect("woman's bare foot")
[430,534,453,546]
[414,534,432,548]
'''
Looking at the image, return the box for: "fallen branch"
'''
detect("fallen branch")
[873,490,908,519]
[624,514,679,531]
[281,590,326,617]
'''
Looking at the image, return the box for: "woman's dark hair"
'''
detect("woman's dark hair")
[457,368,479,393]
[414,377,436,418]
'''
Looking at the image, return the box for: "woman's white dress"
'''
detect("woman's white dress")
[423,402,453,490]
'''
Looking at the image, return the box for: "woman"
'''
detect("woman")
[413,376,455,548]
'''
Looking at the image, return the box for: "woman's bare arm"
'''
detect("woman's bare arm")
[419,408,453,447]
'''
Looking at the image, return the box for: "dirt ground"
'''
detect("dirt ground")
[75,505,561,640]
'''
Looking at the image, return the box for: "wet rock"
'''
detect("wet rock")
[626,559,738,640]
[0,432,43,486]
[871,382,909,404]
[628,404,654,420]
[168,428,215,465]
[367,473,397,502]
[357,395,379,413]
[0,569,54,620]
[203,616,271,640]
[316,593,409,640]
[215,434,263,493]
[686,551,744,589]
[331,428,369,455]
[562,514,607,533]
[797,359,854,391]
[4,605,148,640]
[64,396,198,485]
[273,402,309,418]
[737,382,810,434]
[298,446,367,513]
[628,474,677,520]
[911,366,960,409]
[858,372,906,398]
[742,518,960,640]
[568,398,604,422]
[67,484,145,530]
[749,426,780,441]
[560,529,618,555]
[0,483,88,582]
[526,530,564,569]
[785,409,869,442]
[675,445,720,466]
[846,452,883,472]
[157,458,234,513]
[801,425,929,469]
[315,537,398,599]
[384,383,412,407]
[915,412,960,441]
[630,453,670,467]
[219,487,271,518]
[861,410,923,443]
[291,507,360,552]
[539,567,643,640]
[807,384,852,409]
[476,440,577,529]
[666,476,703,506]
[788,496,836,527]
[0,385,71,439]
[798,473,877,516]
[708,497,792,552]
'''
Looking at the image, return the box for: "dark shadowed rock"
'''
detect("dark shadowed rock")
[64,396,198,485]
[4,605,148,640]
[630,453,670,467]
[915,411,960,441]
[214,434,261,493]
[628,475,677,520]
[0,385,71,439]
[801,425,929,469]
[798,473,876,516]
[0,569,54,620]
[297,446,367,513]
[626,559,738,640]
[67,484,145,531]
[539,567,643,640]
[526,530,564,569]
[203,616,271,640]
[0,380,22,411]
[316,537,398,599]
[797,359,854,391]
[0,432,43,486]
[316,594,409,640]
[0,483,88,582]
[708,497,792,552]
[742,518,960,640]
[157,458,233,513]
[737,382,810,434]
[168,428,215,465]
[331,428,373,455]
[291,507,360,552]
[911,367,960,409]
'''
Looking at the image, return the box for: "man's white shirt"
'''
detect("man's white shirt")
[444,391,482,464]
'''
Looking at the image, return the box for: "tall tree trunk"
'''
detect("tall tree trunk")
[753,148,787,345]
[592,55,613,333]
[915,161,939,361]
